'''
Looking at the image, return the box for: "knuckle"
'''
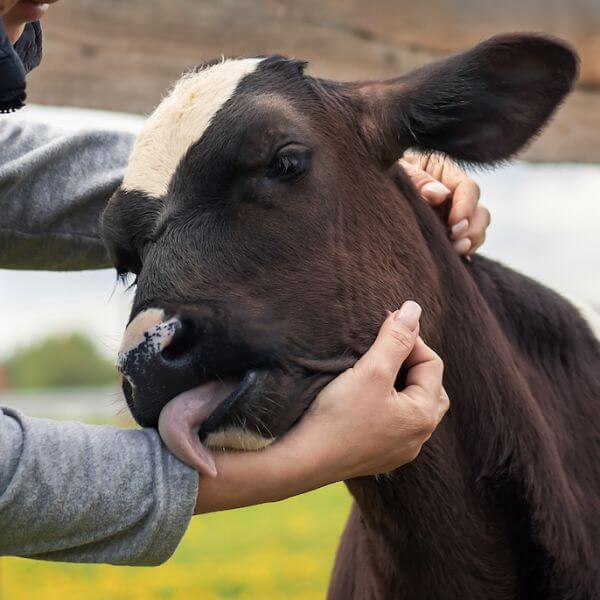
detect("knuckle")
[440,388,450,412]
[406,444,423,463]
[438,398,450,420]
[412,405,439,437]
[389,327,415,354]
[483,206,492,227]
[368,361,393,383]
[439,404,450,421]
[422,413,438,436]
[429,352,445,378]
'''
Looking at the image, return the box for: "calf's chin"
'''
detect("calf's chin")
[206,428,273,451]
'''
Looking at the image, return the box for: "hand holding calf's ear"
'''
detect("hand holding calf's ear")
[400,153,491,255]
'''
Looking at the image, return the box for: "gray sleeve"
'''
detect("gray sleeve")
[0,407,198,566]
[0,119,134,271]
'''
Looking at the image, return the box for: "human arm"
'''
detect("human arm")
[0,119,133,270]
[0,406,198,565]
[0,304,445,564]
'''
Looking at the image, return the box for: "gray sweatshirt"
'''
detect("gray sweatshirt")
[0,118,198,565]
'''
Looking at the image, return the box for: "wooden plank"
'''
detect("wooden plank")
[26,0,600,162]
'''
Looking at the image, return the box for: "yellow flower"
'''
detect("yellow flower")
[3,484,351,600]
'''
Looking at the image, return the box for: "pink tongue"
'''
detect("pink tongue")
[158,380,239,477]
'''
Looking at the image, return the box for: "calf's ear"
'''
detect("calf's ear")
[356,33,578,166]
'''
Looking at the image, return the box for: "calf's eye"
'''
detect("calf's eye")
[265,144,311,183]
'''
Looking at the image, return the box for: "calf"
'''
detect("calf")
[102,34,600,599]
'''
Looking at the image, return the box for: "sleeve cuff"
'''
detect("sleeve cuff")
[132,440,199,566]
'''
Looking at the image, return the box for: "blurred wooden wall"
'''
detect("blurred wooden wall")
[27,0,600,163]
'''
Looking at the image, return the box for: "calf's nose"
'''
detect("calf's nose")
[118,308,202,426]
[119,309,175,357]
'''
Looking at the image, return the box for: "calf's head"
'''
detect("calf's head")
[102,34,576,472]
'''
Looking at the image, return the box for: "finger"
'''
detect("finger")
[464,205,491,254]
[353,301,422,384]
[400,152,428,169]
[421,180,452,207]
[412,154,470,194]
[400,337,444,403]
[399,158,451,207]
[448,178,481,231]
[402,152,448,182]
[452,237,472,255]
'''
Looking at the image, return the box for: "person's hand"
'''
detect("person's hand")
[284,301,448,479]
[192,301,449,513]
[400,152,491,255]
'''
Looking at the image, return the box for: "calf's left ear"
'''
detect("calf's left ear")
[355,33,578,166]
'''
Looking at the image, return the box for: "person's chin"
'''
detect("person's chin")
[9,1,50,24]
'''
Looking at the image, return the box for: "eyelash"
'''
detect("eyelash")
[265,145,311,182]
[276,154,300,176]
[117,270,138,290]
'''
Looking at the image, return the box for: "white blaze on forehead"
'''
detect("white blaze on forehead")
[122,58,264,198]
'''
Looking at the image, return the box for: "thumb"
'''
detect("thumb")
[353,301,422,384]
[399,158,450,207]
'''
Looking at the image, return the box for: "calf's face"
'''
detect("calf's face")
[102,35,576,471]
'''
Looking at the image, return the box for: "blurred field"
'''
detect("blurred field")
[0,392,351,598]
[2,483,351,600]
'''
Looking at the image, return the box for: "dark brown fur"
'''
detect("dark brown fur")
[328,171,600,599]
[102,34,600,599]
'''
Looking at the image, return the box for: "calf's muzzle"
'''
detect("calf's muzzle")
[118,307,266,476]
[117,308,207,427]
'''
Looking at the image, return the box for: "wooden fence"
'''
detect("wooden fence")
[24,1,600,162]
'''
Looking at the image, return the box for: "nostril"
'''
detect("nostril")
[161,317,198,361]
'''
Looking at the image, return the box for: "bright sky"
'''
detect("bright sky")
[1,106,599,362]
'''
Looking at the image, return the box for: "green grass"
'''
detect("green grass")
[3,483,352,600]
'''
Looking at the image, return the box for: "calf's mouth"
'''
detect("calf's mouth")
[117,307,293,475]
[158,369,271,477]
[117,307,354,476]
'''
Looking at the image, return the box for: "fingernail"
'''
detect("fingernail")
[453,238,472,254]
[422,181,451,199]
[395,301,422,331]
[451,219,469,238]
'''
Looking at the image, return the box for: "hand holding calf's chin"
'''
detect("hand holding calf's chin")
[168,301,448,514]
[285,301,449,484]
